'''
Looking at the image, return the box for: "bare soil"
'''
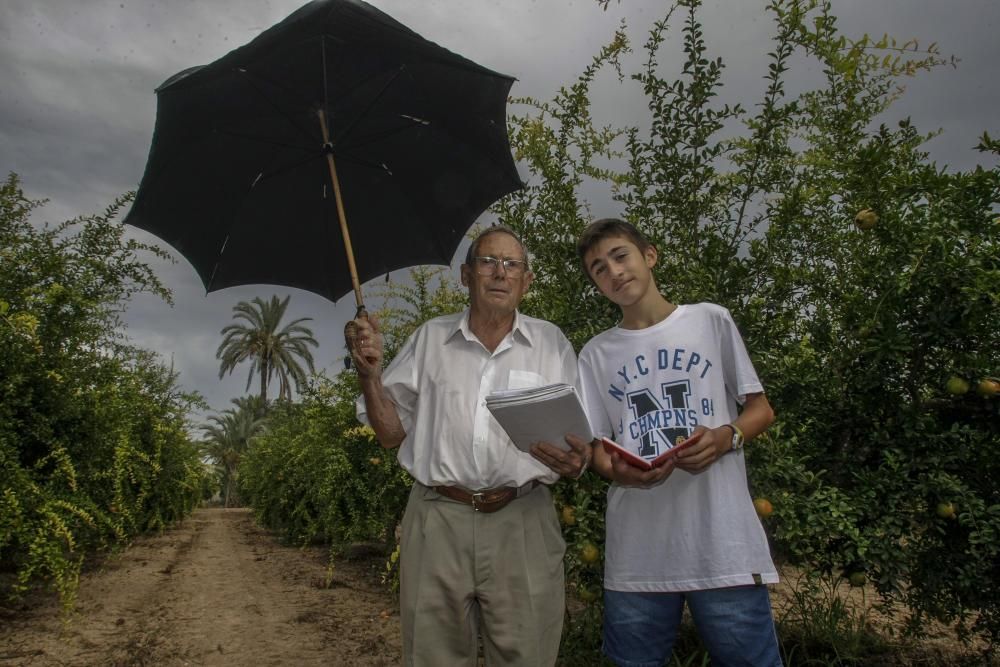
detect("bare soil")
[769,568,989,665]
[0,508,401,666]
[1,508,987,666]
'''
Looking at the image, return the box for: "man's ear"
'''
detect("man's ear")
[460,264,471,287]
[521,270,535,294]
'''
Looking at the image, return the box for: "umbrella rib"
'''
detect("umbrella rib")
[333,151,392,175]
[322,34,330,118]
[234,37,400,149]
[334,61,406,145]
[255,151,324,183]
[235,67,318,145]
[338,117,429,153]
[213,128,312,153]
[205,146,322,293]
[207,236,228,291]
[334,117,446,176]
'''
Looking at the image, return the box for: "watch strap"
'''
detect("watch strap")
[729,422,745,450]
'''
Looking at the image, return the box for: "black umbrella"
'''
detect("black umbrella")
[125,0,522,318]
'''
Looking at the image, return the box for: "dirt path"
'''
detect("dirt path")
[0,508,401,666]
[1,508,985,666]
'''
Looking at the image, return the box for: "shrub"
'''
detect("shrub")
[0,174,208,607]
[500,0,999,656]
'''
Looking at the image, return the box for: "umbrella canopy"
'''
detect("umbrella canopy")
[125,0,522,305]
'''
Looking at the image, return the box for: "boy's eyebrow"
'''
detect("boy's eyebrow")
[587,256,606,272]
[587,244,629,272]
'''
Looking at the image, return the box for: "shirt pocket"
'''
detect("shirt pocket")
[507,369,547,390]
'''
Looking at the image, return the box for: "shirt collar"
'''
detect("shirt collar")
[448,308,534,347]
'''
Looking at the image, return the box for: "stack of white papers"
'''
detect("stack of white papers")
[485,383,593,453]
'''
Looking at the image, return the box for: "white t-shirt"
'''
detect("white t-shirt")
[578,303,778,592]
[357,309,579,489]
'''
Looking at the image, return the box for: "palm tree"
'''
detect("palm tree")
[201,400,267,507]
[231,393,269,420]
[216,295,318,403]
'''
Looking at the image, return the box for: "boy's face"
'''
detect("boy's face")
[583,235,657,308]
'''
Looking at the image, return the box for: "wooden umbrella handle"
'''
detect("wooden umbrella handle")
[317,108,376,368]
[317,108,365,311]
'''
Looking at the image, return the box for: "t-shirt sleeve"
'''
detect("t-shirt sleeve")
[718,307,764,404]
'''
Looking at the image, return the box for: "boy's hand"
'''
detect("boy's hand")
[608,451,676,488]
[673,425,730,473]
[530,433,592,479]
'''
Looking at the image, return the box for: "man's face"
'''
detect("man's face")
[461,232,534,317]
[583,235,657,309]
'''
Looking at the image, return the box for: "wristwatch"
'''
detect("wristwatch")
[725,423,745,451]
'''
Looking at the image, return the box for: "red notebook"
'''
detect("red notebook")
[600,431,704,471]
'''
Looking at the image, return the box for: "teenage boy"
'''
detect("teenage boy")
[574,218,781,666]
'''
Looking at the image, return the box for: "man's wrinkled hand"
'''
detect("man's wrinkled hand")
[530,433,592,479]
[346,313,384,380]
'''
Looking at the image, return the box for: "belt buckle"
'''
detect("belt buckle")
[471,492,487,512]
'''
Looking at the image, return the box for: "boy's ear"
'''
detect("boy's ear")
[644,245,658,268]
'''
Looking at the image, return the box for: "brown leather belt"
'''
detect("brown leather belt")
[433,482,538,513]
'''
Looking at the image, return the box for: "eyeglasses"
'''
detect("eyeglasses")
[472,256,529,276]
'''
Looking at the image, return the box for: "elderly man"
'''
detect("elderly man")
[347,226,591,666]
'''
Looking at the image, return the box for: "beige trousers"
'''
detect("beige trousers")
[400,483,566,666]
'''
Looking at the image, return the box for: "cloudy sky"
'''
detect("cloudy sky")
[2,0,997,420]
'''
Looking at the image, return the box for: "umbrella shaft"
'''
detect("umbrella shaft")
[317,108,364,310]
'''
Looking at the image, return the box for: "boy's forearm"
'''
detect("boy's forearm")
[728,392,774,442]
[359,376,406,449]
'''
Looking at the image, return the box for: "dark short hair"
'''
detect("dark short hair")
[576,218,651,276]
[464,225,529,267]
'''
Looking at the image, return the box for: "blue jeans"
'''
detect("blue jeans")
[603,586,782,667]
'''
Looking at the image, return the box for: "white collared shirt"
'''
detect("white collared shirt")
[356,309,579,489]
